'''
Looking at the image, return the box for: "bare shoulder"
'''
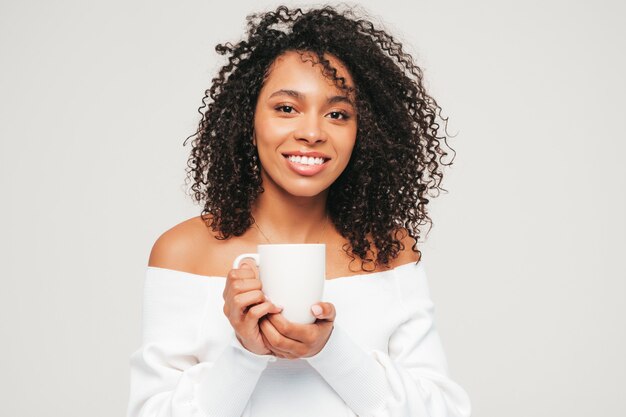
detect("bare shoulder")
[148,215,217,272]
[389,227,422,268]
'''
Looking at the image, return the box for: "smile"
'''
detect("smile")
[282,154,330,176]
[286,155,326,165]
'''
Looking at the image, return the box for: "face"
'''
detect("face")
[253,50,358,198]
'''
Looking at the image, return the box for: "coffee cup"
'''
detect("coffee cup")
[232,243,325,324]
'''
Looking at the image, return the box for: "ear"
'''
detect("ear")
[252,131,257,147]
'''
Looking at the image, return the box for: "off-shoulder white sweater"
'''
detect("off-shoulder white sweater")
[126,260,471,417]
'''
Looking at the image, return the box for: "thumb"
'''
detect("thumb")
[239,257,256,269]
[311,302,336,321]
[239,259,257,273]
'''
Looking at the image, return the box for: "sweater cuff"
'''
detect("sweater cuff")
[228,332,278,368]
[193,332,277,416]
[304,324,391,413]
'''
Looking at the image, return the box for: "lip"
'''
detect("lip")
[283,154,330,176]
[281,151,331,160]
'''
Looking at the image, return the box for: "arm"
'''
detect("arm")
[303,262,472,417]
[127,229,276,417]
[127,270,276,417]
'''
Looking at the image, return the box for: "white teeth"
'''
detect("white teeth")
[287,155,325,166]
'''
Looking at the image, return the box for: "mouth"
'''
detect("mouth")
[281,153,331,176]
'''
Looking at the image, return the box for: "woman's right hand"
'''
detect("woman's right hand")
[222,259,283,355]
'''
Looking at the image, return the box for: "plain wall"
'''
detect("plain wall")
[1,0,624,416]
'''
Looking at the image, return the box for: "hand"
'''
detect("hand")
[222,259,283,355]
[259,302,336,359]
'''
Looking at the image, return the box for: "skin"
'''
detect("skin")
[233,50,358,358]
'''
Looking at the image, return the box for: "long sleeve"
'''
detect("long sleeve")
[126,268,277,417]
[304,263,471,417]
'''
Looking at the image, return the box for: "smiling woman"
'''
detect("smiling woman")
[127,4,470,417]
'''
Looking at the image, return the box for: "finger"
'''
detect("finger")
[232,290,266,316]
[245,301,283,323]
[228,263,257,280]
[259,319,282,351]
[266,313,309,343]
[238,259,260,279]
[262,330,295,359]
[260,320,305,359]
[311,302,336,321]
[259,316,300,352]
[224,277,262,300]
[260,330,290,359]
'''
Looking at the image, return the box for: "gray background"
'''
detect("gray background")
[1,0,624,416]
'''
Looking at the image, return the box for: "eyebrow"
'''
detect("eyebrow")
[268,89,355,107]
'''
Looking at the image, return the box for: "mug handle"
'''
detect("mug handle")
[232,253,260,269]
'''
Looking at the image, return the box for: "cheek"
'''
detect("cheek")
[255,108,288,132]
[339,130,357,158]
[255,121,293,148]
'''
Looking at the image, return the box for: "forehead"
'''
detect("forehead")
[262,50,355,92]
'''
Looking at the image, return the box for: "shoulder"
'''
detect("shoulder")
[388,227,421,268]
[148,215,216,271]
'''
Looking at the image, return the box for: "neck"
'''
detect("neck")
[251,175,330,244]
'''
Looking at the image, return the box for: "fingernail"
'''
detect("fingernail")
[311,305,323,316]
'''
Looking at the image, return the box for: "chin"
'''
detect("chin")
[260,168,336,198]
[282,182,330,198]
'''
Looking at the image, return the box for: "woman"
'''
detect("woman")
[127,5,471,417]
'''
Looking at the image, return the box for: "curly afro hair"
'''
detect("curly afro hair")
[184,4,455,272]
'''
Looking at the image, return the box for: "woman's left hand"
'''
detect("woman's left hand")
[259,302,336,359]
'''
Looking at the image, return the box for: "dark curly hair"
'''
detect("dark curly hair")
[183,3,455,271]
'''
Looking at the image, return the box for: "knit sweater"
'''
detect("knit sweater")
[126,260,472,417]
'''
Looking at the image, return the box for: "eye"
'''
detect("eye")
[275,105,296,114]
[328,111,350,120]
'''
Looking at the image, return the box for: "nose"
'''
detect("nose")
[294,113,327,144]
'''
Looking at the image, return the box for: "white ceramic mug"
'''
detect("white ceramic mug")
[232,243,325,324]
